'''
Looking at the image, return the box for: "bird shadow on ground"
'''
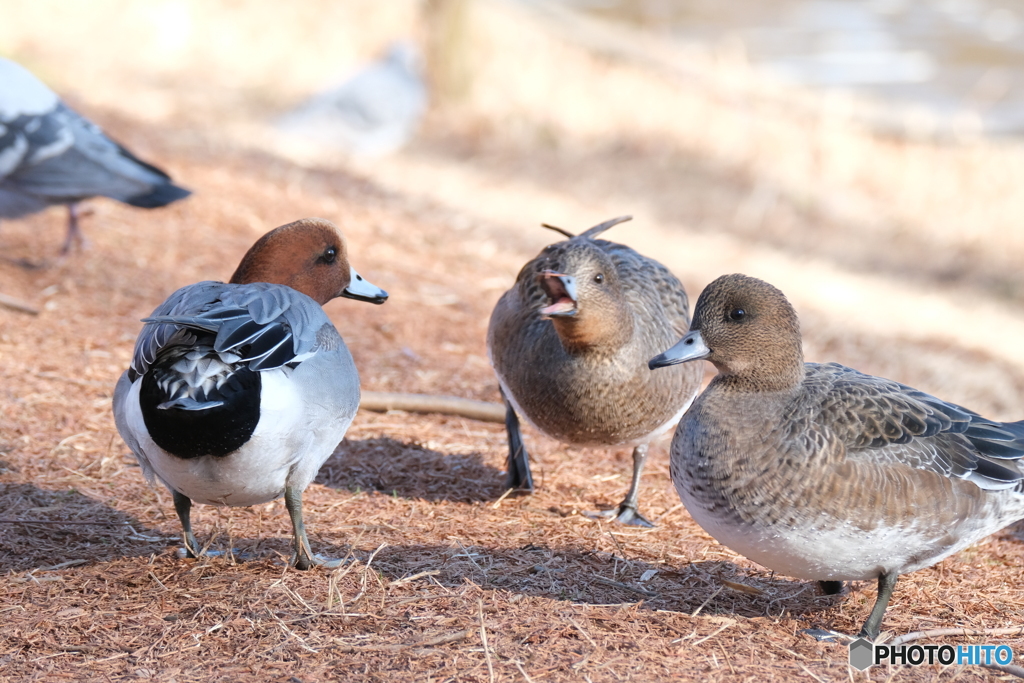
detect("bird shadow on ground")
[315,436,506,503]
[0,482,173,573]
[349,541,844,624]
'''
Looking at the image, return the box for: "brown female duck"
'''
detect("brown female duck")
[488,216,703,526]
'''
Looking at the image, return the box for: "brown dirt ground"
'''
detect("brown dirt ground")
[1,122,1023,683]
[3,2,1024,682]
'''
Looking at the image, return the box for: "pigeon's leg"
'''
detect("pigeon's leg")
[60,203,88,254]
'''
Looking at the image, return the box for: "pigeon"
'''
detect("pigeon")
[277,42,427,157]
[0,57,190,254]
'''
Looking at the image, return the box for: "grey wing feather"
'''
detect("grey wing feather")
[0,109,72,176]
[129,282,332,378]
[0,58,189,213]
[243,285,295,324]
[5,105,172,202]
[0,103,79,216]
[0,186,49,218]
[808,363,1024,491]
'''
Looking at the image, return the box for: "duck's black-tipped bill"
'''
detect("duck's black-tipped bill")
[649,330,710,369]
[341,267,388,304]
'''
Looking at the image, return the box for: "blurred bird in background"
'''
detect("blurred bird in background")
[0,57,191,256]
[277,41,428,157]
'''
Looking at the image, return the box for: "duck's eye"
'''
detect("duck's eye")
[320,247,337,264]
[728,308,746,321]
[594,273,604,284]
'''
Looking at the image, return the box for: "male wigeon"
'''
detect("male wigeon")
[488,216,703,526]
[113,218,387,569]
[649,273,1024,639]
[0,57,190,254]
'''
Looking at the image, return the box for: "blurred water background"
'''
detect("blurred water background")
[566,0,1024,136]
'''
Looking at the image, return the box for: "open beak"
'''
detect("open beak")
[538,270,578,317]
[649,330,710,369]
[340,266,388,304]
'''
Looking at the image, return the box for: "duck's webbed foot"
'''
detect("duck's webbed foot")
[584,444,655,527]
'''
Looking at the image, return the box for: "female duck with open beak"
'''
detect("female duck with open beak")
[488,216,703,526]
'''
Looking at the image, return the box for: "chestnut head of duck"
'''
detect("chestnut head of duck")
[230,217,387,306]
[650,273,803,391]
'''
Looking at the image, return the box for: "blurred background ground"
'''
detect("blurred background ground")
[1,1,1023,681]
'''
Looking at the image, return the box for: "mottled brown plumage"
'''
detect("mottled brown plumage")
[488,216,703,526]
[649,273,1024,639]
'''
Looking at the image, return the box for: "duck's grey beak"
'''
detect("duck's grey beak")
[539,271,578,317]
[649,330,710,369]
[341,266,388,304]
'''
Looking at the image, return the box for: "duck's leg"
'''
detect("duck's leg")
[616,444,655,527]
[284,485,340,570]
[819,580,844,595]
[172,490,201,558]
[859,572,899,640]
[586,444,655,527]
[285,485,316,570]
[502,389,534,491]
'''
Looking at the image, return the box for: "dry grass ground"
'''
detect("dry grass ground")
[2,1,1024,681]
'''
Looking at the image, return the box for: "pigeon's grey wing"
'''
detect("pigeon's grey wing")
[0,59,75,214]
[5,104,189,206]
[0,185,50,219]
